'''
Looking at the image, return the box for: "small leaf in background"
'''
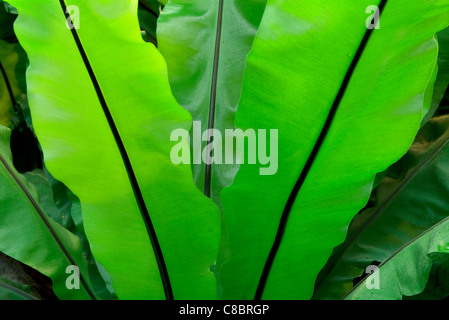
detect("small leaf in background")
[138,0,161,46]
[422,27,449,124]
[157,0,268,204]
[0,1,17,43]
[0,125,97,299]
[314,115,449,299]
[0,252,56,300]
[344,213,449,300]
[0,39,27,129]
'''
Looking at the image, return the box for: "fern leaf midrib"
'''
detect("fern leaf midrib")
[254,0,389,300]
[59,0,173,300]
[204,0,224,198]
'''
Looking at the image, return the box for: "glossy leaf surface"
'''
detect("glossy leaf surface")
[219,0,449,299]
[10,0,221,300]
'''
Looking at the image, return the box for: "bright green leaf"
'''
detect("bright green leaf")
[422,27,449,124]
[9,0,220,300]
[219,0,449,300]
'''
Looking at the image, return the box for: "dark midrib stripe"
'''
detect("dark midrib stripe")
[0,60,18,112]
[204,0,224,198]
[0,154,96,300]
[59,1,173,300]
[0,283,39,300]
[254,1,388,300]
[319,129,449,288]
